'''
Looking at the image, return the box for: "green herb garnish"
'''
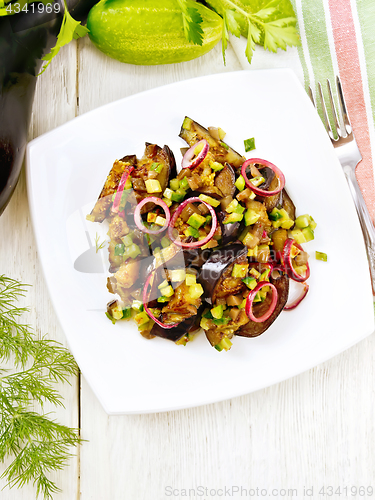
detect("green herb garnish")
[244,137,256,152]
[0,276,81,499]
[194,0,300,64]
[95,233,106,253]
[177,0,204,46]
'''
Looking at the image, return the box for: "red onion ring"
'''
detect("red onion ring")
[282,238,310,282]
[245,281,278,323]
[284,282,309,310]
[167,197,217,248]
[181,140,209,169]
[241,158,285,197]
[142,272,178,329]
[134,197,170,235]
[112,166,134,214]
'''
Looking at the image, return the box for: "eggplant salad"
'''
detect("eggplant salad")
[87,117,318,352]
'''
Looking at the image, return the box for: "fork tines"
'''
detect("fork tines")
[309,76,352,141]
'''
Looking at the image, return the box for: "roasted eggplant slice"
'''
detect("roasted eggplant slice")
[199,243,248,304]
[179,117,245,170]
[237,272,289,338]
[214,163,236,198]
[280,189,296,220]
[217,211,241,246]
[132,143,176,212]
[150,314,197,342]
[89,155,137,222]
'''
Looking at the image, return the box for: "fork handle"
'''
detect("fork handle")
[344,164,375,296]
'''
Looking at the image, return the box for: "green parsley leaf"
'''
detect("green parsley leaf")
[177,0,204,46]
[205,0,300,63]
[38,0,89,75]
[244,137,255,152]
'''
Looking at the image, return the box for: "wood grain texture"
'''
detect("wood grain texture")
[0,44,79,500]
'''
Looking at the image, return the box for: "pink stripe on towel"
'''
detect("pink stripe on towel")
[328,0,375,219]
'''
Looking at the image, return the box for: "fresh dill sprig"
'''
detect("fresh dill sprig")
[0,275,81,500]
[95,232,106,253]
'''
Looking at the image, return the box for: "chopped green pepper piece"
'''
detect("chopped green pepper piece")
[105,312,116,324]
[244,137,256,152]
[215,337,232,351]
[220,141,229,150]
[122,307,132,319]
[316,251,327,262]
[242,277,257,290]
[184,226,199,239]
[210,161,224,172]
[179,177,189,189]
[157,295,170,303]
[150,162,163,173]
[302,226,314,242]
[114,243,125,256]
[123,243,141,260]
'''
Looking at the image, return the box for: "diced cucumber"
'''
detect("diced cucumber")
[121,234,133,247]
[245,209,260,226]
[185,273,196,286]
[171,189,186,202]
[250,176,265,187]
[170,178,180,191]
[302,226,314,242]
[170,269,186,282]
[122,307,132,319]
[225,199,238,213]
[184,226,199,239]
[179,177,189,189]
[198,194,220,207]
[160,285,174,297]
[295,214,310,229]
[157,295,169,303]
[114,243,125,256]
[163,187,173,200]
[131,300,143,311]
[123,243,141,260]
[150,162,163,173]
[182,117,192,130]
[189,284,204,299]
[158,279,169,289]
[134,311,149,326]
[289,229,306,245]
[145,179,162,193]
[210,161,224,172]
[223,213,243,224]
[242,277,257,289]
[211,304,224,319]
[235,175,246,191]
[188,212,206,229]
[232,263,249,278]
[155,216,166,226]
[234,203,245,214]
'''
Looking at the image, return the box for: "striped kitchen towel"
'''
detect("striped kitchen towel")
[229,0,375,220]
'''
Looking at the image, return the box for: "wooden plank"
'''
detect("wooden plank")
[0,44,80,500]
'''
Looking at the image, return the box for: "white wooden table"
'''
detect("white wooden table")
[1,37,375,500]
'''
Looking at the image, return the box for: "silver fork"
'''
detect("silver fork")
[309,76,375,296]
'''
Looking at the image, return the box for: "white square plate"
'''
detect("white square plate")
[27,69,374,414]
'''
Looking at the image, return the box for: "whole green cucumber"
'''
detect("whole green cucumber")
[87,0,223,65]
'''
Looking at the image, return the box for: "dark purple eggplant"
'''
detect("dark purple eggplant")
[198,243,247,304]
[237,272,289,338]
[0,0,99,216]
[150,304,204,342]
[279,189,296,219]
[217,211,240,245]
[179,117,245,170]
[214,163,236,198]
